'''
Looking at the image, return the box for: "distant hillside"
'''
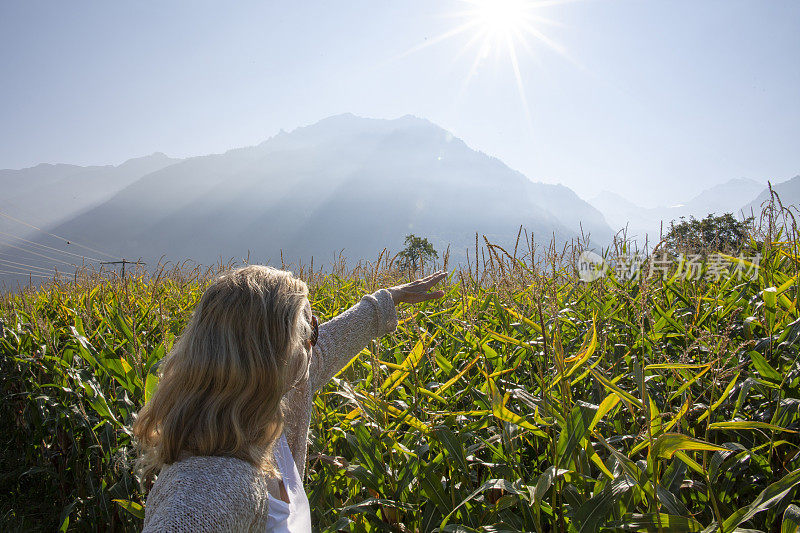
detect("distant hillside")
[683,178,766,217]
[590,177,767,246]
[739,175,800,219]
[1,114,615,288]
[0,153,179,238]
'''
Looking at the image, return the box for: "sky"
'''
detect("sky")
[1,0,798,207]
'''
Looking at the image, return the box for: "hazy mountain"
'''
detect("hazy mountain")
[590,190,665,241]
[0,153,179,238]
[739,175,800,219]
[590,177,767,246]
[684,178,766,217]
[1,114,614,289]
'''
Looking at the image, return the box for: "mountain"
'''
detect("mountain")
[0,153,179,238]
[684,178,765,217]
[0,114,614,289]
[739,175,800,219]
[590,177,767,246]
[589,190,665,242]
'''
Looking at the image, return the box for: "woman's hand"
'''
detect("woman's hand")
[387,271,448,305]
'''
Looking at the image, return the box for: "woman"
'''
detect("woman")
[134,265,447,531]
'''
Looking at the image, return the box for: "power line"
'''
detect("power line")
[0,267,66,279]
[0,257,93,280]
[0,230,104,263]
[0,238,100,267]
[0,209,122,260]
[0,257,61,275]
[0,240,100,265]
[0,269,92,285]
[0,261,94,280]
[0,243,87,269]
[0,250,82,272]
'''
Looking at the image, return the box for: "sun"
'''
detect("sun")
[466,0,531,40]
[400,0,572,126]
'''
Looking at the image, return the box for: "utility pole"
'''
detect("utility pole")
[100,259,146,281]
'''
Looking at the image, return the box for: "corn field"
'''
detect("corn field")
[2,202,800,532]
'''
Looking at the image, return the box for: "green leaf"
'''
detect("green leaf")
[432,425,468,474]
[435,348,454,374]
[763,287,778,326]
[381,335,427,393]
[113,499,145,520]
[344,464,381,494]
[595,432,655,501]
[81,379,120,426]
[440,526,480,533]
[782,504,800,533]
[534,466,570,504]
[110,304,135,344]
[588,393,621,433]
[485,374,547,436]
[564,318,597,378]
[591,369,643,409]
[58,500,78,532]
[574,474,636,533]
[339,497,414,516]
[652,433,728,460]
[144,370,159,404]
[440,479,521,530]
[722,467,800,531]
[661,458,687,494]
[709,421,796,433]
[556,401,597,468]
[606,513,703,532]
[419,471,450,514]
[749,350,781,383]
[697,372,741,422]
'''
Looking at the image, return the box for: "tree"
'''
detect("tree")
[664,212,754,257]
[397,234,438,272]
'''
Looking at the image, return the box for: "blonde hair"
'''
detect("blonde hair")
[133,265,312,482]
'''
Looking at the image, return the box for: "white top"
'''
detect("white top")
[267,434,312,532]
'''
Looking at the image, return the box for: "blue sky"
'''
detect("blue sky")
[1,0,798,207]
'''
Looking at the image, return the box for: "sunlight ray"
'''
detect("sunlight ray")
[402,0,581,121]
[449,24,490,66]
[396,20,481,59]
[506,34,533,129]
[519,19,586,71]
[528,13,567,28]
[518,19,568,57]
[454,31,494,102]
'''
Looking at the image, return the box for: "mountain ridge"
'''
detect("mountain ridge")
[0,152,180,240]
[1,114,614,288]
[589,176,782,245]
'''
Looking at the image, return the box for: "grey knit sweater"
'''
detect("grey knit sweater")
[142,289,399,532]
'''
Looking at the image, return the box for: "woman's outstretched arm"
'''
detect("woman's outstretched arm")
[308,288,397,393]
[308,271,447,393]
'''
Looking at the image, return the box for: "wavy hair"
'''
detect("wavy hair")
[133,265,312,482]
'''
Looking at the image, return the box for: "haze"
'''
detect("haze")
[2,0,798,208]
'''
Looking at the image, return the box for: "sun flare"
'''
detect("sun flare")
[401,0,572,126]
[467,0,531,40]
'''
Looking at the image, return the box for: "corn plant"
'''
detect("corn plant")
[1,202,799,532]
